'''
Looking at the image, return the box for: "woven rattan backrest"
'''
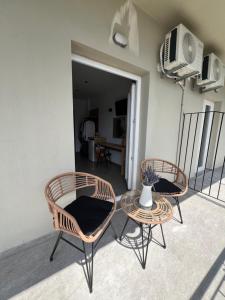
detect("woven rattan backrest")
[141,159,178,176]
[45,172,97,204]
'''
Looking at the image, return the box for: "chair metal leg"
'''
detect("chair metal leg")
[50,221,112,293]
[50,231,63,261]
[175,197,183,224]
[140,224,152,269]
[83,242,94,293]
[91,243,94,291]
[119,216,130,241]
[160,224,166,249]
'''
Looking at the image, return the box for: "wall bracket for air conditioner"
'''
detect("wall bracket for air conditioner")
[166,64,188,75]
[200,86,220,93]
[175,70,199,82]
[159,63,199,82]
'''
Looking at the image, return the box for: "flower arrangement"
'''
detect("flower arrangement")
[143,167,159,186]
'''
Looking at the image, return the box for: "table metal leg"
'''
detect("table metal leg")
[160,224,166,249]
[140,224,152,269]
[119,216,130,241]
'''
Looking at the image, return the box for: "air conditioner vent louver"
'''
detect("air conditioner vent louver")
[164,38,169,61]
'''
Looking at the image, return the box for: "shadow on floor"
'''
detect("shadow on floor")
[188,165,225,202]
[190,247,225,300]
[180,186,225,211]
[0,208,165,300]
[2,170,225,299]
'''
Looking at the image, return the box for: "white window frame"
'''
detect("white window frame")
[197,99,214,173]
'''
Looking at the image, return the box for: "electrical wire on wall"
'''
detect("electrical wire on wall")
[175,82,185,166]
[159,42,186,166]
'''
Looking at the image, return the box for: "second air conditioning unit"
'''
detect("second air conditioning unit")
[164,24,204,77]
[197,53,224,86]
[201,64,225,92]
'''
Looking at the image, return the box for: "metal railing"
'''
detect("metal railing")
[177,110,225,201]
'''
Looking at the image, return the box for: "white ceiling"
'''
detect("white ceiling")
[72,62,132,99]
[134,0,225,61]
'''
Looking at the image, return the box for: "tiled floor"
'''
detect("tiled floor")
[75,152,127,196]
[1,189,225,300]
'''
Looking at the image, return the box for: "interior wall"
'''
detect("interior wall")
[90,88,131,165]
[1,0,225,252]
[73,98,89,152]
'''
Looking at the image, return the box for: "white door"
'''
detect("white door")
[125,83,136,189]
[198,100,214,173]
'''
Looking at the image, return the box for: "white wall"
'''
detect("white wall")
[167,82,225,177]
[0,0,225,252]
[73,98,89,151]
[0,0,75,252]
[90,87,131,165]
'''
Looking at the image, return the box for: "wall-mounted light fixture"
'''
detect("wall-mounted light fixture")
[113,32,128,48]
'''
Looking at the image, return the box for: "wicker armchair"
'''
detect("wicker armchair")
[45,172,116,293]
[141,159,188,224]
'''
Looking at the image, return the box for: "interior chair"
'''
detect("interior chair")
[141,158,188,224]
[96,146,111,165]
[45,172,116,293]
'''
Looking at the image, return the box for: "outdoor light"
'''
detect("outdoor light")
[113,32,128,48]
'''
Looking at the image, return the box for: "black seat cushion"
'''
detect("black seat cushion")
[153,178,181,194]
[64,196,113,235]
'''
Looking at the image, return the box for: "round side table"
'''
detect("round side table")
[119,190,173,269]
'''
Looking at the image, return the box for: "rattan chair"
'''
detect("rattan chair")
[45,172,116,293]
[141,158,188,224]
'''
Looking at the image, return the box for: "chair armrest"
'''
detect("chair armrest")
[176,170,188,195]
[92,178,116,204]
[52,203,86,239]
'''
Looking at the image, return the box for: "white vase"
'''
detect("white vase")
[139,184,153,208]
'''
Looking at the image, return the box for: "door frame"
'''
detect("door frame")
[71,54,142,190]
[197,99,215,173]
[125,82,137,190]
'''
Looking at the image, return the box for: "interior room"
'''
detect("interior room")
[72,61,133,195]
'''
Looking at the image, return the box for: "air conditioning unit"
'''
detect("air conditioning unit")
[197,53,224,86]
[164,24,204,77]
[201,64,225,92]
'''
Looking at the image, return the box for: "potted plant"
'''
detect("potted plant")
[139,167,159,208]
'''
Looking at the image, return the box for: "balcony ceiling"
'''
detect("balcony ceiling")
[134,0,225,61]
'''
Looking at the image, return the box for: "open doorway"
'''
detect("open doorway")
[72,58,139,195]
